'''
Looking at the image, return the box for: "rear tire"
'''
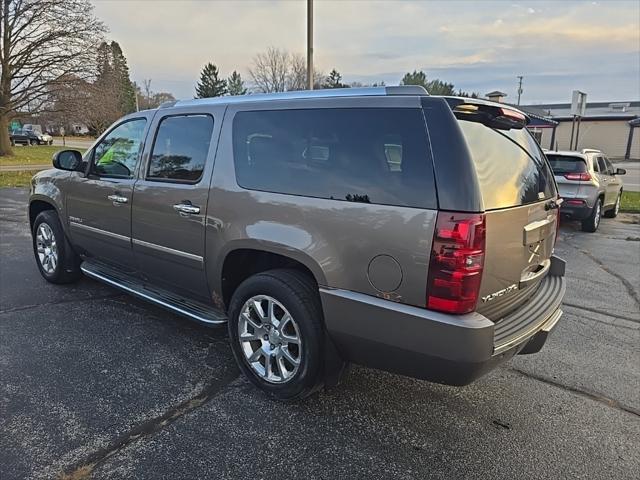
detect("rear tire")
[29,139,36,146]
[227,269,326,401]
[581,198,602,232]
[32,210,81,284]
[603,193,621,218]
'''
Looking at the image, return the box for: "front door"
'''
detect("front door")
[596,155,614,206]
[604,156,622,206]
[132,108,221,301]
[66,117,151,271]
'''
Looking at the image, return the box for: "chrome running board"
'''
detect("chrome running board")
[81,260,227,325]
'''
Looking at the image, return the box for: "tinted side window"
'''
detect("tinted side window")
[604,157,615,175]
[93,119,147,178]
[591,156,600,172]
[458,121,555,210]
[232,108,435,209]
[147,115,214,183]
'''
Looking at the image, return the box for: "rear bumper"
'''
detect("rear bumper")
[321,256,566,386]
[560,204,592,220]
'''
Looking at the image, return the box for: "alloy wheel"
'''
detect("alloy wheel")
[36,223,58,274]
[238,295,302,384]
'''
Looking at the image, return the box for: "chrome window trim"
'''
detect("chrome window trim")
[132,238,203,263]
[69,222,130,243]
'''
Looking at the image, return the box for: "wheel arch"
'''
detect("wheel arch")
[215,243,327,311]
[29,198,58,231]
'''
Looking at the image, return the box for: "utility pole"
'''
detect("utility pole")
[516,75,523,105]
[307,0,314,90]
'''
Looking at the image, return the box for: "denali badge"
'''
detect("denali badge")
[481,284,518,303]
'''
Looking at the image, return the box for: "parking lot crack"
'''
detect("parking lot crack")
[510,368,640,418]
[0,293,125,315]
[563,302,640,324]
[57,369,239,480]
[565,240,640,308]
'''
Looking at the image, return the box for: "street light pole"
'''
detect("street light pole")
[517,75,523,105]
[307,0,314,90]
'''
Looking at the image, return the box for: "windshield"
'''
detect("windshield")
[546,155,587,174]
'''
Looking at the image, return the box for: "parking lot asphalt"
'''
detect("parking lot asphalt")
[1,187,639,480]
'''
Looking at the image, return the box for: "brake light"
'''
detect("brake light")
[499,107,526,122]
[563,172,591,181]
[564,199,586,205]
[427,212,486,314]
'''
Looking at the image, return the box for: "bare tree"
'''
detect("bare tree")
[143,79,152,107]
[249,47,325,93]
[0,0,105,155]
[133,80,175,111]
[249,47,290,93]
[286,53,307,91]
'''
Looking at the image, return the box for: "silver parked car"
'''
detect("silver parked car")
[547,149,626,232]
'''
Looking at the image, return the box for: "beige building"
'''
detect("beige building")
[522,101,640,160]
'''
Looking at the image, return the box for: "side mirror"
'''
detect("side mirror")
[615,168,626,175]
[52,150,83,172]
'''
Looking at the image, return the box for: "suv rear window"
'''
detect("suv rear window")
[232,108,436,209]
[458,121,556,210]
[546,155,587,174]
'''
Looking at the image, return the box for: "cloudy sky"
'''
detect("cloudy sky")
[91,0,639,104]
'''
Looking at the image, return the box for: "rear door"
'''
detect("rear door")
[132,106,223,301]
[456,120,558,320]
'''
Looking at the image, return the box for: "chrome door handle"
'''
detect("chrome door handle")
[173,203,200,215]
[107,194,128,205]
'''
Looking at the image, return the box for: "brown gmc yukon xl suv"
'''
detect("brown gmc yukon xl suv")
[29,86,565,400]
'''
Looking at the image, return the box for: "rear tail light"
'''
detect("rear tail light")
[426,212,486,314]
[563,172,591,181]
[565,199,586,205]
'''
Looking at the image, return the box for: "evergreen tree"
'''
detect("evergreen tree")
[227,71,247,95]
[110,41,136,114]
[401,70,455,95]
[401,70,428,89]
[323,69,348,89]
[195,63,227,98]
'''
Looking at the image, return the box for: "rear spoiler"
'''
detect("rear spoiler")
[443,97,530,130]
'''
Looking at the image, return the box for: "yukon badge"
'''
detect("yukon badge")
[481,284,518,303]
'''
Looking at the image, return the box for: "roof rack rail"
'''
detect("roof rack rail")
[172,85,428,108]
[581,148,601,154]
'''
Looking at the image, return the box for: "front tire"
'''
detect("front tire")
[604,193,621,218]
[29,139,37,146]
[228,269,325,401]
[32,211,81,284]
[581,198,602,232]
